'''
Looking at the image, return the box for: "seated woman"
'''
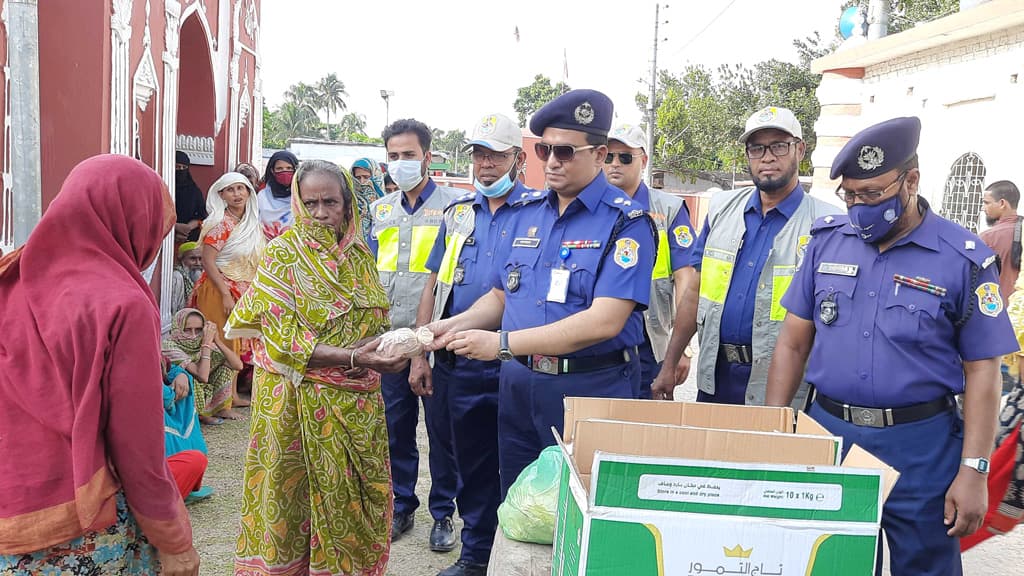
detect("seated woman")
[162,358,213,503]
[228,160,409,576]
[163,308,245,423]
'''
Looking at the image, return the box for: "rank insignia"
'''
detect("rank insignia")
[613,237,639,269]
[527,226,538,238]
[976,282,1004,317]
[453,266,465,285]
[819,294,838,325]
[673,225,693,248]
[857,145,885,172]
[453,204,472,225]
[375,204,393,221]
[507,269,521,293]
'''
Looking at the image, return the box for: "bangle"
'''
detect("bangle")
[202,344,214,349]
[350,348,358,368]
[201,354,211,360]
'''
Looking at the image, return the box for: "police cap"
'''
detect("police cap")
[830,116,921,180]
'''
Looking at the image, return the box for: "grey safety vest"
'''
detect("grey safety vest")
[371,184,460,329]
[431,193,478,323]
[695,186,842,407]
[644,186,688,362]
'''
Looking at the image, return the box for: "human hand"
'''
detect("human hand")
[158,546,200,576]
[651,367,676,401]
[202,321,218,345]
[674,354,692,386]
[172,374,189,401]
[222,294,236,317]
[409,354,434,396]
[944,467,988,536]
[448,329,500,362]
[422,319,457,351]
[354,339,410,374]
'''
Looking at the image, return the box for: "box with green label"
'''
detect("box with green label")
[551,398,898,576]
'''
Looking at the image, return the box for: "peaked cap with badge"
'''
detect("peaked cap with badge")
[528,89,613,137]
[830,116,922,180]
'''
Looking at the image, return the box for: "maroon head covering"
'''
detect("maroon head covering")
[0,155,192,554]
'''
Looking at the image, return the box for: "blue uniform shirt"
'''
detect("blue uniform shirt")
[367,179,437,257]
[425,182,530,317]
[492,172,656,357]
[782,207,1019,407]
[633,182,694,272]
[689,185,806,345]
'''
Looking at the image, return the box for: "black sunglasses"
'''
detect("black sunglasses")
[534,143,596,162]
[604,152,644,165]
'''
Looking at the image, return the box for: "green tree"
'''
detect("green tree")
[334,112,367,141]
[431,129,469,174]
[274,102,319,140]
[284,82,319,116]
[262,105,286,149]
[315,73,348,139]
[513,74,570,127]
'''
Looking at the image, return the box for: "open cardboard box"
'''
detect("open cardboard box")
[551,397,899,576]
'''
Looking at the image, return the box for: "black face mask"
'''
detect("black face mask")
[175,169,191,188]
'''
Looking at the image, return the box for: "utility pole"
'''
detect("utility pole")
[645,4,663,185]
[867,0,889,39]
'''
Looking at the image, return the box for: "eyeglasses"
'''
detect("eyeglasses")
[471,150,514,164]
[604,152,644,165]
[534,143,596,162]
[745,141,798,160]
[835,171,907,204]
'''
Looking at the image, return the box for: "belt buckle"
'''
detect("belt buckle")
[723,345,740,364]
[847,405,886,428]
[532,354,559,375]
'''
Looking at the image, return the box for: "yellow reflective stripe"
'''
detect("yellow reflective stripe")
[376,227,399,272]
[438,232,467,284]
[770,265,797,321]
[652,229,671,280]
[699,255,734,304]
[410,225,440,273]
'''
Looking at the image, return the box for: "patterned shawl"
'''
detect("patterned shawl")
[226,166,389,388]
[351,158,384,243]
[199,172,265,283]
[161,308,225,366]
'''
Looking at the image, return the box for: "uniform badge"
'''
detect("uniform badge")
[857,146,885,171]
[673,225,693,248]
[453,204,472,225]
[627,209,645,219]
[453,266,465,285]
[527,226,538,238]
[478,115,498,135]
[613,238,640,269]
[819,294,838,325]
[796,235,811,268]
[975,282,1004,317]
[574,101,595,125]
[507,269,521,293]
[757,107,777,123]
[375,204,393,221]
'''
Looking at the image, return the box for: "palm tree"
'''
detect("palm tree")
[337,112,367,140]
[274,102,319,141]
[316,74,348,140]
[283,82,319,117]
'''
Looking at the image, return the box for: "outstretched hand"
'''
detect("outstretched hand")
[354,338,409,374]
[422,319,458,352]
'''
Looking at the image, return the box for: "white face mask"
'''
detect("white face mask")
[389,159,425,192]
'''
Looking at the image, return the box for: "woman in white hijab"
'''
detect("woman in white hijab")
[191,172,264,418]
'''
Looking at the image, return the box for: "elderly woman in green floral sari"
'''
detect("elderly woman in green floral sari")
[227,160,408,576]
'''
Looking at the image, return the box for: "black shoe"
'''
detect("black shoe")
[429,516,457,552]
[391,513,414,542]
[437,559,488,576]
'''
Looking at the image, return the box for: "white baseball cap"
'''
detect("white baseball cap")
[738,106,802,144]
[464,113,522,152]
[609,124,647,151]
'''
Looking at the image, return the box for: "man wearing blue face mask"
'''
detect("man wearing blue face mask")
[369,119,461,551]
[767,116,1018,575]
[413,112,537,576]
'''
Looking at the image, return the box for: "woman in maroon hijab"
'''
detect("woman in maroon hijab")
[0,156,199,575]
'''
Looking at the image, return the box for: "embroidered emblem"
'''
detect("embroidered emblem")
[479,115,498,135]
[757,107,776,123]
[796,235,811,268]
[453,204,472,225]
[375,204,393,221]
[673,225,693,248]
[613,238,640,269]
[857,146,885,171]
[976,282,1004,317]
[574,101,595,125]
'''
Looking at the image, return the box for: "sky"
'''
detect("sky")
[261,0,848,138]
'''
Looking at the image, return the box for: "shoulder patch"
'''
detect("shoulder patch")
[673,225,693,248]
[375,203,393,221]
[810,214,849,235]
[444,193,475,211]
[976,282,1004,317]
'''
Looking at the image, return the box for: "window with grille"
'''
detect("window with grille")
[940,153,986,233]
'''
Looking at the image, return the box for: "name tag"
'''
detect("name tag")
[817,262,859,277]
[512,237,541,248]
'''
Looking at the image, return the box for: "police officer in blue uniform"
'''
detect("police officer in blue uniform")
[767,117,1018,575]
[411,113,533,576]
[425,89,657,495]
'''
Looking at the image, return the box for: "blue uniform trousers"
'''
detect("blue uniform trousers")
[809,402,963,576]
[637,333,660,400]
[696,348,751,405]
[433,354,501,564]
[381,367,458,520]
[497,355,639,497]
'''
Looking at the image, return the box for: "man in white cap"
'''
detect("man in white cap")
[604,123,696,398]
[652,106,841,407]
[412,112,534,576]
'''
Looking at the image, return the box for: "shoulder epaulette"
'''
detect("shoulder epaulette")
[510,188,546,207]
[940,222,997,269]
[602,189,645,219]
[444,192,476,211]
[810,214,849,235]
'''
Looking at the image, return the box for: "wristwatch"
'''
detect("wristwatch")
[497,330,515,362]
[961,457,990,474]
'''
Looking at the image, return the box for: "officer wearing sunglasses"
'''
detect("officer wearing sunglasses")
[652,106,841,408]
[424,89,657,495]
[604,123,696,399]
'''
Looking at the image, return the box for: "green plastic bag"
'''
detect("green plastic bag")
[497,445,563,544]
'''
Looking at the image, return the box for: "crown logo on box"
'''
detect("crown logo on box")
[723,545,753,558]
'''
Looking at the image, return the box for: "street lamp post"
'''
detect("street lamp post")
[380,89,394,126]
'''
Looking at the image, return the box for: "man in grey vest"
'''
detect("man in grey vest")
[368,119,460,550]
[651,106,841,407]
[604,123,696,398]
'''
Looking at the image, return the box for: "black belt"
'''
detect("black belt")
[815,393,954,428]
[720,343,753,364]
[514,348,633,376]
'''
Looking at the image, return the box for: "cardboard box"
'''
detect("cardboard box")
[552,398,897,576]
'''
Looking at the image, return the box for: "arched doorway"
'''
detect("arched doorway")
[940,152,987,233]
[176,13,218,193]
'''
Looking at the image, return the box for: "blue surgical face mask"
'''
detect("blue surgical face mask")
[848,192,905,243]
[474,165,518,198]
